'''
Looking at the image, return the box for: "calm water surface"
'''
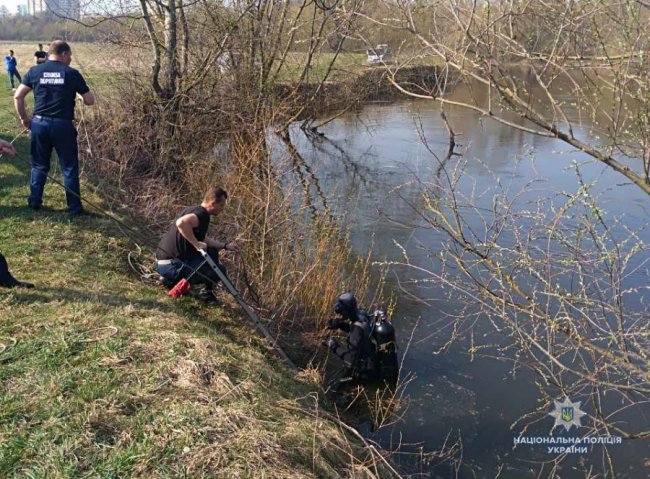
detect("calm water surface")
[274,93,649,478]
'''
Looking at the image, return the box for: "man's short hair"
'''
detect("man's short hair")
[9,50,13,55]
[49,40,71,56]
[204,187,228,203]
[38,44,43,48]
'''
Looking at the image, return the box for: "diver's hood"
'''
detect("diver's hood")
[334,293,359,320]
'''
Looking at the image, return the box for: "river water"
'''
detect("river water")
[275,90,649,478]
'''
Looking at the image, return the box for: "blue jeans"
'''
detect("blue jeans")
[28,116,82,212]
[7,68,20,88]
[157,248,226,286]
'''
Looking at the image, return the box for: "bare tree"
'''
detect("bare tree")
[70,0,380,344]
[360,0,650,194]
[378,143,649,475]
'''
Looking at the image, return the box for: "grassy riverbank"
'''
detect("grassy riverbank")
[0,41,439,89]
[0,88,393,477]
[0,42,371,86]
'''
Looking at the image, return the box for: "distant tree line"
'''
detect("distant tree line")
[0,15,97,41]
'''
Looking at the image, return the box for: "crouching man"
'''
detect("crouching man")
[155,186,238,301]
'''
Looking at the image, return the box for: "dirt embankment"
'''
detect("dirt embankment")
[277,65,445,119]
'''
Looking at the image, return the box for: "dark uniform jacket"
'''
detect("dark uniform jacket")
[22,60,89,120]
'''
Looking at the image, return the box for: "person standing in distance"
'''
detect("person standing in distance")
[34,44,48,64]
[14,41,95,216]
[4,50,21,90]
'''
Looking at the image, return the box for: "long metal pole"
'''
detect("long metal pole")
[199,250,297,369]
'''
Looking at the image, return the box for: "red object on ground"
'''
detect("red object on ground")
[167,278,190,298]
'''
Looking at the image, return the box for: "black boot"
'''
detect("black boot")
[1,279,35,289]
[159,275,177,289]
[0,252,34,289]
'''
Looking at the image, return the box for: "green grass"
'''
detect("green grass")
[0,83,376,478]
[1,41,370,87]
[0,41,142,100]
[1,41,435,94]
[276,52,370,83]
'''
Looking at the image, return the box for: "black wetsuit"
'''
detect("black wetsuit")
[330,315,377,377]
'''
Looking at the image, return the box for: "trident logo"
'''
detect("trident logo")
[549,397,586,432]
[561,406,574,422]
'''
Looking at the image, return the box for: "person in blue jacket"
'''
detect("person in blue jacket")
[4,50,21,90]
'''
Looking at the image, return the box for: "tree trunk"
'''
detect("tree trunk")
[164,0,178,98]
[139,0,163,96]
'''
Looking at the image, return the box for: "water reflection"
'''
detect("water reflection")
[274,95,649,478]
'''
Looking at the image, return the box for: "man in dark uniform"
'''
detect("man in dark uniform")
[0,139,34,289]
[13,40,95,215]
[34,44,47,64]
[155,186,238,301]
[326,293,378,380]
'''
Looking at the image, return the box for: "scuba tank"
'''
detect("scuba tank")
[370,309,399,380]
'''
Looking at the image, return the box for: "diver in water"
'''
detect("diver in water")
[325,292,399,383]
[325,293,378,381]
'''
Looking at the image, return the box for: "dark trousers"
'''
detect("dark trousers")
[157,247,226,287]
[28,116,82,213]
[7,68,20,88]
[0,251,18,287]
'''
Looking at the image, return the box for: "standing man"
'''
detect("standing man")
[13,40,95,215]
[34,44,47,64]
[155,187,238,301]
[0,139,34,289]
[4,50,21,90]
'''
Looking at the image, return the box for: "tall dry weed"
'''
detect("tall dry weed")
[78,79,384,363]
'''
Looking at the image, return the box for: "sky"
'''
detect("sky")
[0,0,27,13]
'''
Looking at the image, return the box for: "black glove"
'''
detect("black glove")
[328,318,343,330]
[325,337,339,351]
